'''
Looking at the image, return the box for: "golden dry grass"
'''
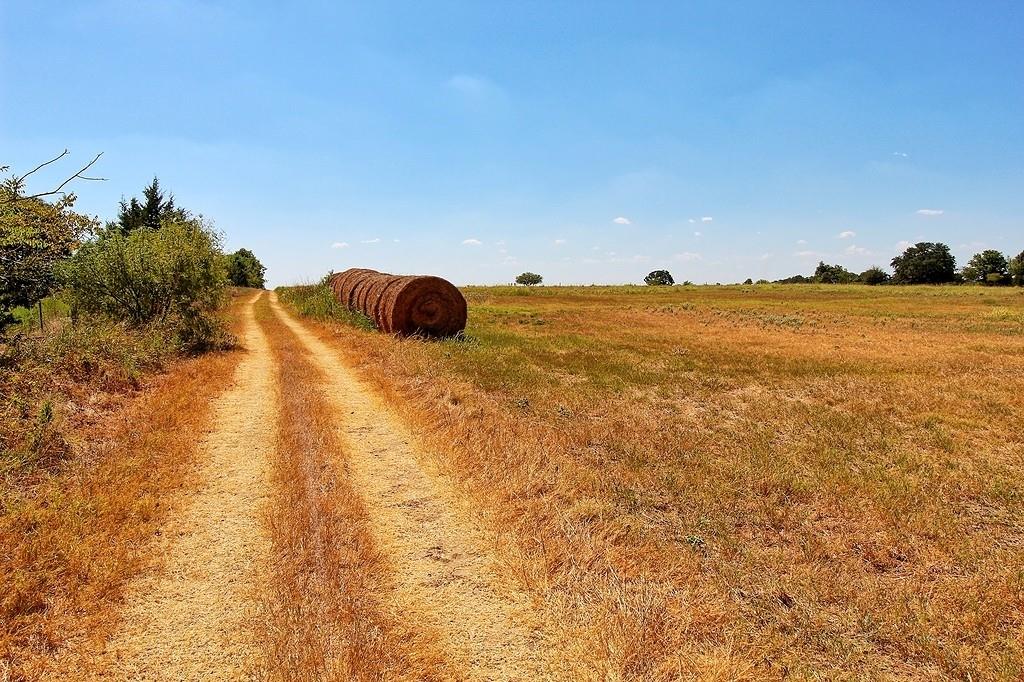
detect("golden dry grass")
[252,294,452,681]
[280,283,1024,681]
[0,295,248,680]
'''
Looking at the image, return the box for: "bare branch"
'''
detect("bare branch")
[16,149,69,184]
[21,152,106,201]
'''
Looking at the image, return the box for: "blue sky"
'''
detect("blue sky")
[2,1,1021,286]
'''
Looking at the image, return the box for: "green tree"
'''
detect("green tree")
[116,177,181,233]
[859,266,890,285]
[813,261,856,284]
[890,242,956,284]
[225,248,267,288]
[962,249,1010,285]
[644,270,674,286]
[0,179,96,331]
[1009,250,1024,286]
[515,272,543,286]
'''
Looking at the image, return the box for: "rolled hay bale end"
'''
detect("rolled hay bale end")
[329,268,468,337]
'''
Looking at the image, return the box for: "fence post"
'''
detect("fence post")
[38,300,44,332]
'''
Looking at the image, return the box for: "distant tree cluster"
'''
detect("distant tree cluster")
[772,242,1024,286]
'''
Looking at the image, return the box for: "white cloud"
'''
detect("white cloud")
[701,216,713,223]
[893,151,909,158]
[838,230,856,239]
[393,238,400,243]
[330,241,349,249]
[796,239,808,245]
[495,239,506,246]
[795,250,819,258]
[759,252,774,261]
[553,239,567,245]
[895,240,913,251]
[672,251,702,262]
[693,231,702,237]
[360,238,381,244]
[613,216,631,225]
[916,209,944,216]
[461,238,482,246]
[688,218,696,224]
[845,244,871,256]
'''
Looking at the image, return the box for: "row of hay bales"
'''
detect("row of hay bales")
[328,268,467,337]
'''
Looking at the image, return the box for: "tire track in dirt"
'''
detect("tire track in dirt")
[98,292,276,680]
[268,294,551,681]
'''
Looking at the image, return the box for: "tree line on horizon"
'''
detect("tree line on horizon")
[771,242,1024,286]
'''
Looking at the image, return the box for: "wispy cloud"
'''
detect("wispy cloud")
[845,244,871,256]
[445,74,501,98]
[360,238,380,244]
[553,238,567,245]
[672,251,702,262]
[461,238,482,246]
[701,216,713,223]
[613,216,631,225]
[330,241,349,249]
[916,208,944,216]
[893,151,909,158]
[838,230,856,239]
[795,250,819,258]
[693,231,702,237]
[688,218,696,224]
[895,240,913,251]
[796,239,808,245]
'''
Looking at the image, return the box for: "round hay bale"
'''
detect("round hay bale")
[327,268,467,337]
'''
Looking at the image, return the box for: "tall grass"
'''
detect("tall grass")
[275,283,374,330]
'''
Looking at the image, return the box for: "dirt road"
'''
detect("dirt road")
[90,291,549,680]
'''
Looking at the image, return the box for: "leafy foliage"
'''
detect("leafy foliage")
[891,242,957,284]
[225,248,267,288]
[0,180,96,331]
[61,217,232,352]
[962,249,1010,285]
[515,272,543,286]
[644,270,674,286]
[1010,250,1024,287]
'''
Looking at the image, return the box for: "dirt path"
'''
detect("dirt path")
[99,292,277,680]
[269,294,551,681]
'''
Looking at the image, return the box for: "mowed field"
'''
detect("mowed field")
[283,283,1024,680]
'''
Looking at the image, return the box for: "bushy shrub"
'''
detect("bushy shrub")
[61,218,232,352]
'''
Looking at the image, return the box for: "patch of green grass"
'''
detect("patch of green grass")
[276,284,375,330]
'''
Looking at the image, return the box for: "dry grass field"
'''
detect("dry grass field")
[281,283,1024,681]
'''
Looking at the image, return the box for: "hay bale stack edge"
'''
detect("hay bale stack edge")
[328,268,468,337]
